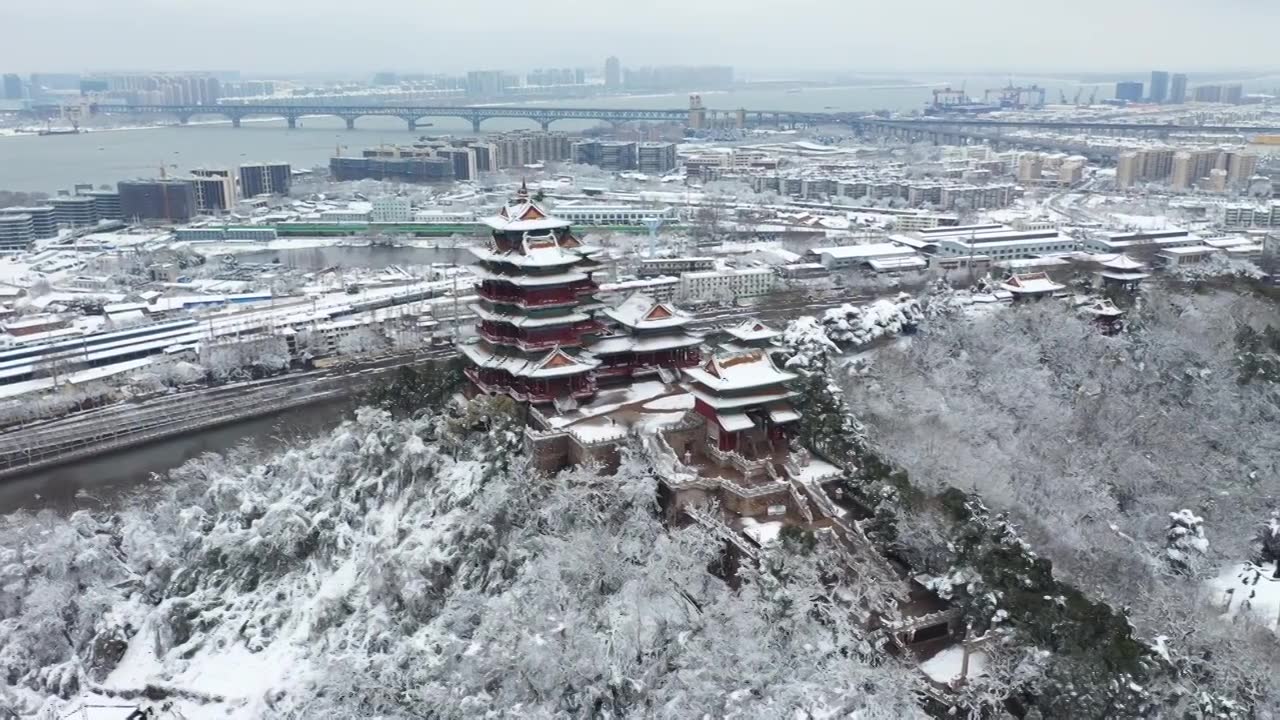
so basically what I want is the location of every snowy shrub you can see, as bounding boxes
[779,316,837,371]
[819,293,922,349]
[335,327,387,357]
[1164,509,1209,575]
[199,336,290,381]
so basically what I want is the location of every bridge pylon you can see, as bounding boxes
[343,116,356,130]
[471,117,483,134]
[286,116,298,130]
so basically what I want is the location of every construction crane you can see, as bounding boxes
[1073,89,1083,105]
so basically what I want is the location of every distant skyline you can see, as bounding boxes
[1,0,1276,75]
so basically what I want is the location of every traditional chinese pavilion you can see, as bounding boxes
[1000,272,1064,302]
[592,293,703,384]
[460,184,604,407]
[683,350,800,456]
[1094,253,1150,293]
[719,319,781,353]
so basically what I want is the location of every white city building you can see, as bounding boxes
[679,268,775,304]
[371,196,413,223]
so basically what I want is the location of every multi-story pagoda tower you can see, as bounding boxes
[460,183,604,408]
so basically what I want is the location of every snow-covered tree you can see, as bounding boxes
[335,326,387,357]
[779,315,837,371]
[1164,509,1209,575]
[819,293,922,348]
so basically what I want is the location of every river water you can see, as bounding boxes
[8,73,1280,193]
[0,75,1108,193]
[0,396,359,515]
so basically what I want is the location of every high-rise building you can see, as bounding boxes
[467,142,497,173]
[189,175,236,213]
[239,163,291,197]
[466,70,512,97]
[1017,153,1044,182]
[329,156,454,183]
[436,147,478,181]
[1207,168,1229,193]
[1227,152,1259,185]
[2,74,22,100]
[1116,151,1141,189]
[1224,84,1244,104]
[1171,149,1224,190]
[572,141,638,171]
[637,142,678,175]
[1169,73,1188,104]
[118,180,198,222]
[605,57,621,90]
[1150,71,1170,103]
[1115,81,1144,102]
[50,196,98,228]
[1193,85,1223,103]
[0,206,56,238]
[492,132,573,168]
[83,190,122,221]
[0,215,34,253]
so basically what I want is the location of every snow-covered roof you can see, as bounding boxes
[471,266,588,287]
[717,412,756,432]
[590,332,703,355]
[1158,245,1217,256]
[471,304,591,328]
[460,341,599,378]
[768,404,801,424]
[601,293,691,330]
[868,256,929,272]
[687,386,795,411]
[469,242,582,269]
[811,243,915,260]
[683,350,797,392]
[999,272,1064,294]
[724,320,780,342]
[1081,299,1124,318]
[482,188,571,232]
[1093,253,1147,271]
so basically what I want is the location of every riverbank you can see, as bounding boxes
[0,350,448,512]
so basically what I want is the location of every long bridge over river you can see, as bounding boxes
[29,101,1280,138]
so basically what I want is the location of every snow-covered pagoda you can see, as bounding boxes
[683,350,800,457]
[1093,253,1150,293]
[592,293,703,384]
[461,184,604,406]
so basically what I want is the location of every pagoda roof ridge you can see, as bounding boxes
[602,292,692,329]
[724,318,780,341]
[682,348,798,392]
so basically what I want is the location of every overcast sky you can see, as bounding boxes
[1,0,1275,76]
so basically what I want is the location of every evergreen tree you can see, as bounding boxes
[1163,508,1209,575]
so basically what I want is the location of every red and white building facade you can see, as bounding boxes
[592,294,703,384]
[683,350,800,456]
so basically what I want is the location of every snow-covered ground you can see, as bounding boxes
[1209,562,1280,634]
[919,645,989,685]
